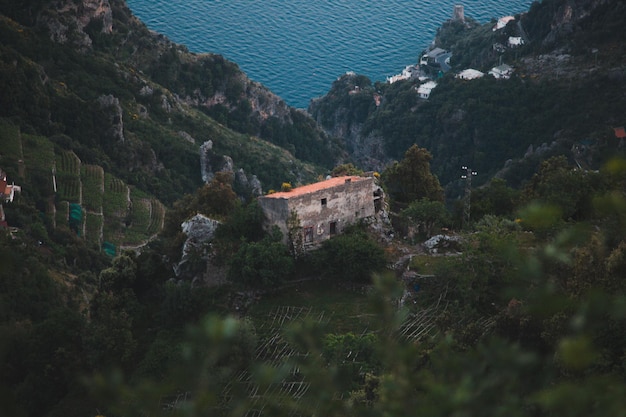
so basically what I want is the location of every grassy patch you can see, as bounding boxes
[0,119,23,176]
[20,133,55,197]
[120,189,152,245]
[56,174,81,203]
[85,212,103,245]
[57,150,81,175]
[22,134,54,170]
[248,279,374,335]
[102,174,129,245]
[408,254,450,275]
[147,199,165,235]
[55,200,69,228]
[55,150,82,203]
[81,164,104,212]
[102,173,128,217]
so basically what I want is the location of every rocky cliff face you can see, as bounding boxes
[308,73,389,171]
[539,0,609,45]
[37,0,113,51]
[518,0,625,80]
[175,214,221,281]
[176,69,293,130]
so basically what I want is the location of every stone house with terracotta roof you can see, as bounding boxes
[258,175,381,248]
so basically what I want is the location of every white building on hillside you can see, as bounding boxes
[387,65,418,84]
[489,64,513,79]
[416,81,438,99]
[508,36,524,47]
[456,69,484,80]
[493,16,515,31]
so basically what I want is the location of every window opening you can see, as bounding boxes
[304,226,314,243]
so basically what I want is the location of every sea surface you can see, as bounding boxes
[126,0,533,108]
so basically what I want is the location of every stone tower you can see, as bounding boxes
[453,5,465,22]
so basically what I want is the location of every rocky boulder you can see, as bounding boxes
[38,0,113,51]
[174,214,220,280]
[97,94,125,142]
[423,234,462,255]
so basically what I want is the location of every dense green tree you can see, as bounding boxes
[313,227,387,282]
[159,281,225,326]
[214,200,265,244]
[383,145,444,208]
[400,198,451,239]
[195,172,239,219]
[85,253,141,371]
[470,178,519,220]
[520,156,605,221]
[99,253,137,292]
[12,308,86,417]
[228,228,294,287]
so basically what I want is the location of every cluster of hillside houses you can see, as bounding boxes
[386,5,524,100]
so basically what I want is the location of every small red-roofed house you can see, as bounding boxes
[0,169,21,229]
[258,175,380,248]
[0,170,21,203]
[614,127,626,139]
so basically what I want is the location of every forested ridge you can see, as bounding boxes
[1,0,626,416]
[310,0,626,195]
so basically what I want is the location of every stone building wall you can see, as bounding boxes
[258,176,376,247]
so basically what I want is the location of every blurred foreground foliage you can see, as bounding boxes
[3,158,626,417]
[85,160,626,417]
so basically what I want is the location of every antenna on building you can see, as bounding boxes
[461,166,477,229]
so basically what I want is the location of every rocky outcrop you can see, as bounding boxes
[37,0,113,51]
[309,73,389,171]
[423,234,462,255]
[245,79,291,123]
[541,0,608,46]
[200,140,233,183]
[200,140,263,198]
[235,169,263,198]
[97,94,125,142]
[175,214,220,280]
[199,141,214,183]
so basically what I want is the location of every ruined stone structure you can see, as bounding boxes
[258,176,379,248]
[453,5,465,22]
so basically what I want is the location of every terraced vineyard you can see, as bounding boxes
[118,189,167,248]
[0,120,167,255]
[56,151,81,203]
[81,165,104,212]
[85,212,103,245]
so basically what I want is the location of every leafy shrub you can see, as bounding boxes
[227,229,294,288]
[313,227,387,282]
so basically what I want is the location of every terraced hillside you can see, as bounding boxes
[0,119,165,255]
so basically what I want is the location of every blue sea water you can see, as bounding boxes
[126,0,532,108]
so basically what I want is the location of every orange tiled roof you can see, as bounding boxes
[262,176,368,199]
[0,178,7,197]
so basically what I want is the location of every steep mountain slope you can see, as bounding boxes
[0,0,337,207]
